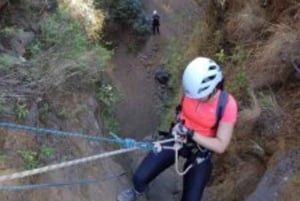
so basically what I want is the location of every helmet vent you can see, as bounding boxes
[198,86,209,93]
[202,75,216,83]
[209,65,217,70]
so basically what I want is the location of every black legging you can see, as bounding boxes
[132,139,212,201]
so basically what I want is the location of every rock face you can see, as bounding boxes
[0,0,7,9]
[245,149,300,201]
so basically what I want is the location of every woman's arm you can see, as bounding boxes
[191,122,235,154]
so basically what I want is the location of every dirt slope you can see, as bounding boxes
[111,0,201,139]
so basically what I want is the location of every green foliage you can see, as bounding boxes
[38,11,88,58]
[15,103,28,119]
[0,54,19,69]
[38,102,49,123]
[25,10,112,93]
[1,27,16,36]
[28,41,41,57]
[41,146,54,157]
[96,45,113,66]
[100,108,120,133]
[96,80,121,132]
[96,0,151,47]
[215,49,226,64]
[0,95,7,114]
[226,46,251,97]
[57,107,67,119]
[96,81,121,107]
[164,38,186,90]
[18,150,39,170]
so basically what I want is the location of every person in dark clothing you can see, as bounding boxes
[152,10,160,35]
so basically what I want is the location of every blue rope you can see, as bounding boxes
[0,122,153,151]
[0,122,116,143]
[0,172,128,191]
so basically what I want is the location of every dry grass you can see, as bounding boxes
[225,1,266,44]
[225,0,246,13]
[234,89,261,139]
[191,1,223,57]
[265,0,299,21]
[34,49,109,92]
[249,23,300,88]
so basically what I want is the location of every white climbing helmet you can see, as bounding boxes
[153,10,157,15]
[182,57,223,99]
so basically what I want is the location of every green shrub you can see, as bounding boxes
[215,49,227,64]
[15,103,28,119]
[0,95,7,114]
[41,146,54,158]
[226,46,251,98]
[96,79,122,132]
[96,0,151,47]
[38,11,88,57]
[0,54,19,69]
[100,108,120,133]
[96,80,121,107]
[18,150,39,170]
[27,10,112,93]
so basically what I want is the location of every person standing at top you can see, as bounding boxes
[117,57,238,201]
[152,10,160,35]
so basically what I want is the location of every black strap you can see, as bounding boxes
[211,90,229,130]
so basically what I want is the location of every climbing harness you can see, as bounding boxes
[152,90,228,176]
[153,129,211,176]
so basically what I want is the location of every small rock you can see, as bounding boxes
[154,65,171,85]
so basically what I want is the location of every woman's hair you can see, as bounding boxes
[216,78,225,90]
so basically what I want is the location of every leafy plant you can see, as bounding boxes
[57,107,67,119]
[100,108,120,133]
[39,102,49,123]
[0,54,19,69]
[17,9,113,96]
[39,11,88,57]
[41,146,54,157]
[28,41,42,57]
[226,46,251,97]
[96,80,121,132]
[18,150,39,170]
[215,49,226,64]
[97,81,121,107]
[97,0,151,48]
[1,27,16,36]
[15,103,28,119]
[0,95,7,114]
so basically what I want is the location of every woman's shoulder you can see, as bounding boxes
[227,92,238,111]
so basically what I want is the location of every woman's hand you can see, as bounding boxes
[172,122,194,140]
